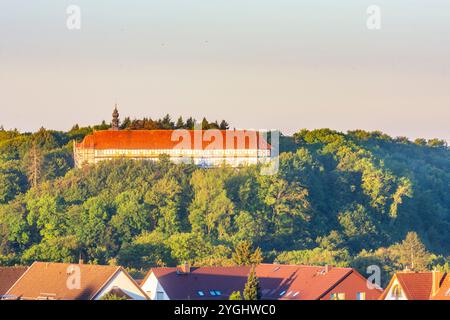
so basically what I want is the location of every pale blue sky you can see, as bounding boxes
[0,0,449,140]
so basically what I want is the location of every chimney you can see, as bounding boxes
[180,262,191,274]
[324,265,332,273]
[431,270,443,297]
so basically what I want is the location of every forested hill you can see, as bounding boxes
[0,121,449,282]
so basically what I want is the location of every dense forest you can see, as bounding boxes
[0,115,449,284]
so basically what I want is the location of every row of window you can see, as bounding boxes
[330,292,366,300]
[197,290,222,297]
[95,149,264,156]
[279,290,300,298]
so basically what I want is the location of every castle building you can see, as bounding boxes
[73,108,271,168]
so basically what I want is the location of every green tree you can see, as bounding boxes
[232,241,263,266]
[243,267,261,300]
[391,232,431,271]
[144,176,184,235]
[167,232,211,264]
[25,193,68,241]
[100,293,128,300]
[175,117,185,129]
[111,191,151,243]
[21,236,79,264]
[219,120,229,130]
[117,231,175,269]
[229,291,242,300]
[338,204,378,251]
[189,170,234,240]
[0,165,27,204]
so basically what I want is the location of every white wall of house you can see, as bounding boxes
[141,272,170,300]
[383,278,408,300]
[94,270,148,300]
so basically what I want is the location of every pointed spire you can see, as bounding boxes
[111,104,120,130]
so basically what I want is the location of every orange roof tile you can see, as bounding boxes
[0,266,28,296]
[6,262,124,300]
[382,272,434,300]
[396,272,434,300]
[76,130,271,150]
[144,264,382,300]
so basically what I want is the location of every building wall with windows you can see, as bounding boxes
[320,271,382,300]
[74,130,271,169]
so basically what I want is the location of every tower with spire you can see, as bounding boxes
[111,104,120,130]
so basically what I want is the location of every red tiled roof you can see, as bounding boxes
[6,262,122,300]
[76,130,271,150]
[0,266,28,296]
[149,266,250,300]
[432,273,450,300]
[256,264,354,300]
[394,272,433,300]
[144,264,380,300]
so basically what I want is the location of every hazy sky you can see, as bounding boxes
[1,0,449,140]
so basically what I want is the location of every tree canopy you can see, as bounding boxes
[0,125,449,284]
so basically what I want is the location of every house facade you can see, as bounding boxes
[141,264,382,300]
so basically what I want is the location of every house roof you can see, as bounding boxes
[256,264,355,300]
[76,130,271,151]
[395,272,434,300]
[6,262,125,300]
[431,273,450,300]
[143,264,376,300]
[0,266,28,296]
[380,271,436,300]
[147,266,251,300]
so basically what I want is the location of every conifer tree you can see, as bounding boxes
[232,241,263,266]
[243,267,261,300]
[396,232,430,271]
[219,120,229,130]
[175,116,185,129]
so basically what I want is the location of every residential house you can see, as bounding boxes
[6,261,148,300]
[380,270,448,300]
[141,263,382,300]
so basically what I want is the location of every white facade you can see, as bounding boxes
[140,272,170,300]
[75,147,271,169]
[94,270,148,300]
[382,278,407,300]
